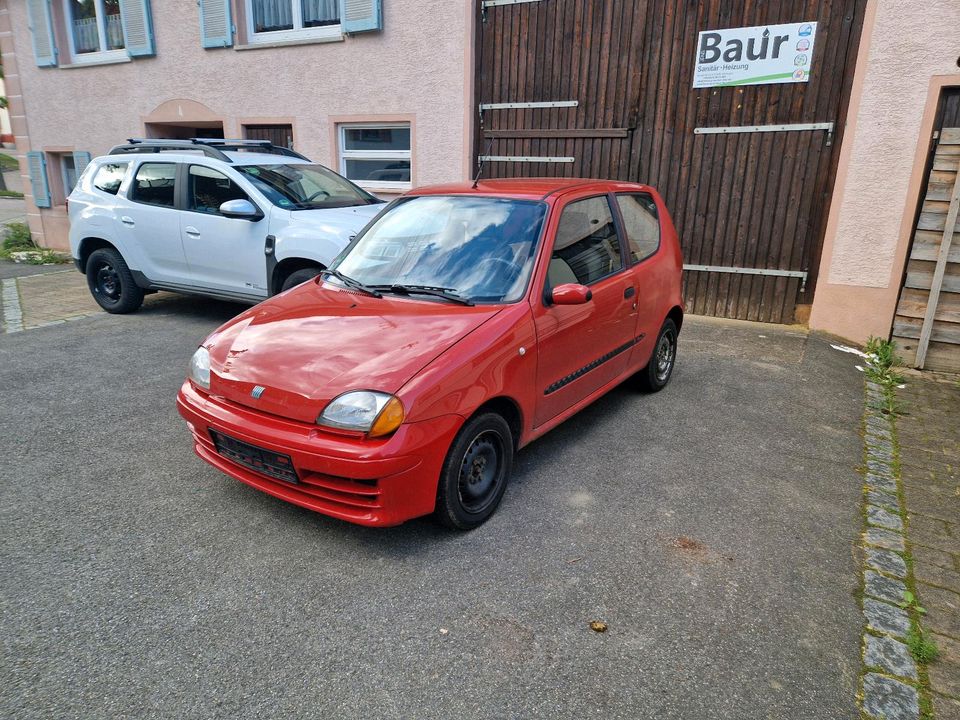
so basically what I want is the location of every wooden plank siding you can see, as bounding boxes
[474,0,868,323]
[893,121,960,372]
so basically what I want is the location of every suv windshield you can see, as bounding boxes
[332,196,548,304]
[236,163,381,210]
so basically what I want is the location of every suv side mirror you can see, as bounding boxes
[219,199,263,221]
[551,283,593,305]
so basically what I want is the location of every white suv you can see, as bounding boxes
[68,139,386,313]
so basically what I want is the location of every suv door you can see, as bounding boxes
[532,194,639,428]
[116,161,189,284]
[179,164,269,298]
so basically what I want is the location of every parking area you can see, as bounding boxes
[0,280,866,719]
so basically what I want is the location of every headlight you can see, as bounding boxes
[318,391,405,437]
[189,346,211,390]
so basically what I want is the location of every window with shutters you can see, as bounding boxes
[246,0,340,43]
[47,152,81,206]
[56,0,155,64]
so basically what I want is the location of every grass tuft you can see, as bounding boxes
[907,629,940,664]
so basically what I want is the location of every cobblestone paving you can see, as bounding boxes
[896,374,960,719]
[858,380,921,720]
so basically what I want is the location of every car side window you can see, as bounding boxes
[187,165,251,215]
[548,196,624,287]
[130,163,176,208]
[616,193,660,263]
[92,163,128,195]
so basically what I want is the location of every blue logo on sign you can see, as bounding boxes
[798,24,812,37]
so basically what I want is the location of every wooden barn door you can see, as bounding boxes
[893,90,960,372]
[474,0,867,323]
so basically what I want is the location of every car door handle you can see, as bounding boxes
[184,226,200,237]
[120,216,135,227]
[624,286,636,299]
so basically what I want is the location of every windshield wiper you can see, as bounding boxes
[371,284,474,306]
[322,269,382,298]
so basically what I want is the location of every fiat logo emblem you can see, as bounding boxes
[251,385,266,399]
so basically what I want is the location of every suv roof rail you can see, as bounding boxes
[107,138,309,162]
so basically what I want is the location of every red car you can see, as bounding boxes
[177,179,684,529]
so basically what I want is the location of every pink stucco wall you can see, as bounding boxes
[810,0,960,343]
[8,0,473,249]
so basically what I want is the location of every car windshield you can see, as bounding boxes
[235,163,381,210]
[332,195,548,304]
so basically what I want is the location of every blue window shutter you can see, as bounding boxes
[25,0,58,67]
[27,152,51,208]
[73,151,93,178]
[340,0,382,33]
[119,0,156,57]
[198,0,234,48]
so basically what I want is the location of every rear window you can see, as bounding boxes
[92,163,128,196]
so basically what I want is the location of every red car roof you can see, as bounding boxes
[408,178,654,201]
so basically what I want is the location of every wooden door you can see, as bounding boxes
[892,91,960,372]
[244,124,295,150]
[474,0,867,323]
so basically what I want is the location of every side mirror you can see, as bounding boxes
[219,199,263,221]
[551,283,593,305]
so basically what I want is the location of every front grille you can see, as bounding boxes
[210,431,298,484]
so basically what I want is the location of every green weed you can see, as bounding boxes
[907,629,940,664]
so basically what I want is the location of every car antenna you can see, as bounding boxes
[472,138,493,189]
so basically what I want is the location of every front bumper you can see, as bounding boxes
[176,380,463,527]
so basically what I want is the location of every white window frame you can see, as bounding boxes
[62,0,127,64]
[246,0,341,44]
[338,123,412,193]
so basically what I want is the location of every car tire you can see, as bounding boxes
[281,267,322,292]
[86,248,144,314]
[435,412,514,530]
[637,318,678,392]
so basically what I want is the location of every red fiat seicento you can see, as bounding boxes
[177,179,684,529]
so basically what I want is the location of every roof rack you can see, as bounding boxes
[107,138,309,162]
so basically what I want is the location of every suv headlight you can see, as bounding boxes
[189,346,211,390]
[318,391,404,437]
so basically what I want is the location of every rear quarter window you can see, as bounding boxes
[92,163,128,196]
[616,193,660,263]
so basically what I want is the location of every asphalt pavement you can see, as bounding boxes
[0,299,865,719]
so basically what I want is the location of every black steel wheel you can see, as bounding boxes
[85,248,144,314]
[637,318,678,392]
[435,413,514,530]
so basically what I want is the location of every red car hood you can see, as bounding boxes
[205,280,502,424]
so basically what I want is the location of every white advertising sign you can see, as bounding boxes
[693,21,818,89]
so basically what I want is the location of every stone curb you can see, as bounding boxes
[1,277,23,333]
[858,380,925,720]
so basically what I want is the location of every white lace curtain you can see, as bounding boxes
[252,0,339,31]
